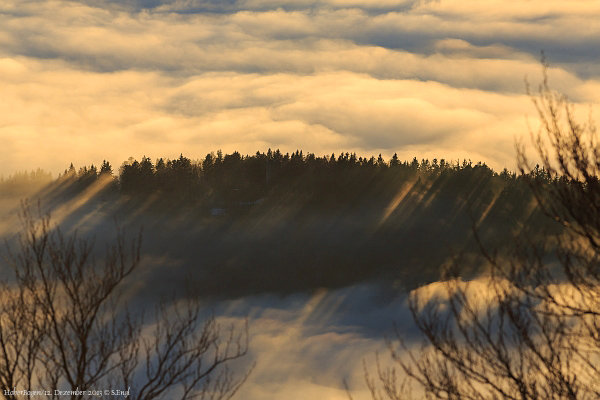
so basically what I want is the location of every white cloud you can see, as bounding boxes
[0,0,599,176]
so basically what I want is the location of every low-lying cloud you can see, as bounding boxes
[0,0,599,176]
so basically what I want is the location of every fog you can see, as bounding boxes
[0,178,476,399]
[0,154,574,399]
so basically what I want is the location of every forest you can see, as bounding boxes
[0,150,559,297]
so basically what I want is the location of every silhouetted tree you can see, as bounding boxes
[76,165,98,187]
[0,203,251,400]
[119,157,141,193]
[355,64,600,400]
[100,160,113,175]
[138,155,155,192]
[410,157,419,170]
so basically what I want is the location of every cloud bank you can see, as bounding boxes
[1,0,599,175]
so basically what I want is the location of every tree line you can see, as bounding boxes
[44,149,557,212]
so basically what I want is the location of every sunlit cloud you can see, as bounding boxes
[0,0,599,176]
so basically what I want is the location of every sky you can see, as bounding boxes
[1,0,600,176]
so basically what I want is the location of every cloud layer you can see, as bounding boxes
[1,0,599,175]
